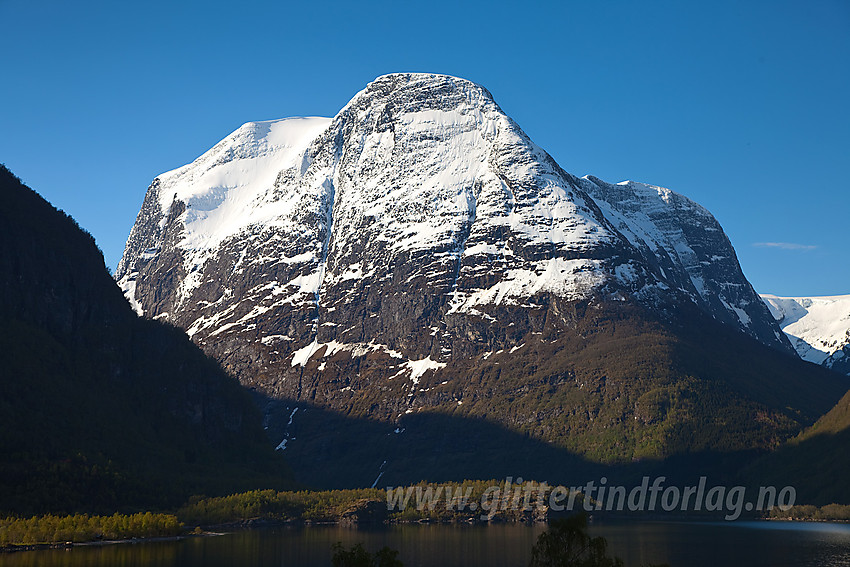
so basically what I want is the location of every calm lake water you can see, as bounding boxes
[2,521,850,567]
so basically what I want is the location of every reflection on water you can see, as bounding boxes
[601,521,850,567]
[1,521,849,567]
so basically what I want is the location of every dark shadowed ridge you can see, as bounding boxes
[0,164,291,516]
[745,387,850,504]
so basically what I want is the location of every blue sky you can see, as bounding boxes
[1,0,847,296]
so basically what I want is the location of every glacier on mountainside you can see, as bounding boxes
[762,294,850,374]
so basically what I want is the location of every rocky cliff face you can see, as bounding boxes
[578,176,788,349]
[116,73,841,486]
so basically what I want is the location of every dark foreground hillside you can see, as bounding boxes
[747,387,850,505]
[0,165,290,516]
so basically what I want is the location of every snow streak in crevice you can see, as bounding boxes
[310,136,344,339]
[440,180,479,360]
[448,181,480,295]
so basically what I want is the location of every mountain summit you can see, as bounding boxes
[117,74,843,486]
[118,73,788,355]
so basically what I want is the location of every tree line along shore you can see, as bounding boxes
[3,483,849,550]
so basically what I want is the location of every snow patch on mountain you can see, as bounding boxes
[290,339,406,368]
[119,274,144,316]
[404,357,447,385]
[448,258,607,313]
[151,117,331,302]
[157,117,332,217]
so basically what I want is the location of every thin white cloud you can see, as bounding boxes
[753,242,817,251]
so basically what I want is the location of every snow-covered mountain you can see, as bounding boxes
[762,294,850,375]
[117,73,788,359]
[115,73,844,486]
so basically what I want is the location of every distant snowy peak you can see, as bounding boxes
[761,294,850,374]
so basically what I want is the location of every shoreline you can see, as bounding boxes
[0,533,222,554]
[3,514,848,553]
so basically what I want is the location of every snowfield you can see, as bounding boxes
[761,294,850,368]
